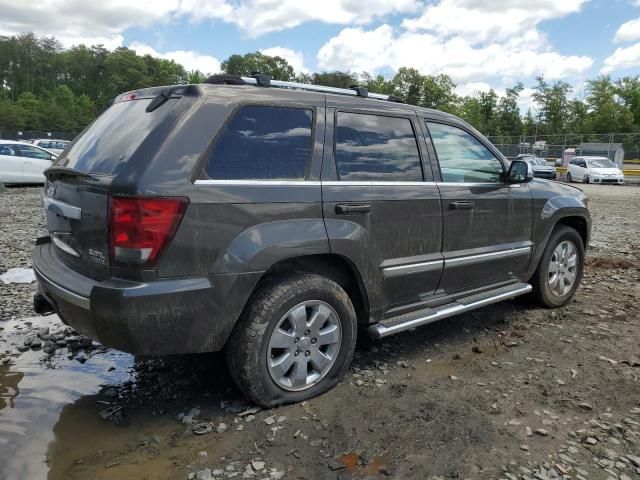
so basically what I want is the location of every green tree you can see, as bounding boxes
[585,75,634,133]
[531,76,572,134]
[221,52,295,80]
[311,71,358,88]
[495,83,523,136]
[616,76,640,127]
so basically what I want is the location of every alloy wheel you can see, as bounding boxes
[266,300,342,391]
[548,240,578,297]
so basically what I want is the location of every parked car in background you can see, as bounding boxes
[516,154,557,180]
[566,156,624,184]
[0,140,57,184]
[32,76,591,406]
[32,139,70,155]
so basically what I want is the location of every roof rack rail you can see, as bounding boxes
[235,75,402,103]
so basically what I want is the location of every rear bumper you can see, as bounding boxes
[32,240,262,355]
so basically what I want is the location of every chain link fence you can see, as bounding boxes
[486,133,640,168]
[0,130,76,142]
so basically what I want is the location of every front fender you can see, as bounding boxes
[527,187,591,275]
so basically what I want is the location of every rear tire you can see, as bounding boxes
[566,172,572,183]
[226,273,357,407]
[531,226,584,308]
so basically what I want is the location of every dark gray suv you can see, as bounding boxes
[32,75,591,406]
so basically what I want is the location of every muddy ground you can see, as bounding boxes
[1,184,639,480]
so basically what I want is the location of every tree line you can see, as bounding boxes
[1,32,639,142]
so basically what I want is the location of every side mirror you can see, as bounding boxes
[508,160,533,184]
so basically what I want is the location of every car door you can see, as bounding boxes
[423,120,533,295]
[579,159,590,180]
[570,157,584,181]
[15,144,54,182]
[322,103,443,319]
[0,144,23,183]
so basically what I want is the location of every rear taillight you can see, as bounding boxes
[108,196,188,267]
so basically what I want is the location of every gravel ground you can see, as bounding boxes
[0,186,44,320]
[0,183,639,480]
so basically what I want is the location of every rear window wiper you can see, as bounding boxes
[45,166,98,181]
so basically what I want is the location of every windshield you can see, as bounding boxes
[588,158,615,168]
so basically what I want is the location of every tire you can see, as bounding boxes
[583,174,589,184]
[566,172,572,183]
[531,226,585,308]
[226,273,357,407]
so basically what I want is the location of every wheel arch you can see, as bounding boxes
[255,254,370,324]
[556,215,589,247]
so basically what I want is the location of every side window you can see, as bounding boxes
[17,145,52,160]
[427,122,504,183]
[202,106,313,180]
[0,145,16,156]
[335,112,422,182]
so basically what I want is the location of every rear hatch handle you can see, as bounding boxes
[43,197,81,220]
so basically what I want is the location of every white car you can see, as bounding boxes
[0,140,57,184]
[31,139,70,155]
[566,156,624,185]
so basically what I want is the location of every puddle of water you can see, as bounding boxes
[0,315,133,479]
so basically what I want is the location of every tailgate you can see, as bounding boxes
[44,178,110,280]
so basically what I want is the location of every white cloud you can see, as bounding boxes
[0,0,178,48]
[402,0,588,43]
[455,82,493,97]
[614,17,640,43]
[318,26,593,83]
[129,42,221,74]
[601,42,640,73]
[0,0,421,45]
[318,0,593,89]
[217,0,419,37]
[260,47,308,73]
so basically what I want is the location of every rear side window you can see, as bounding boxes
[335,112,422,181]
[56,98,174,175]
[202,106,313,180]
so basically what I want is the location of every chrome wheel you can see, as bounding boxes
[267,300,342,391]
[548,240,578,297]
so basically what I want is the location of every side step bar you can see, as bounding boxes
[368,283,532,339]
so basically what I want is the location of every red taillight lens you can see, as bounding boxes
[108,196,188,267]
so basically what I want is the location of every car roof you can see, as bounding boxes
[574,156,610,161]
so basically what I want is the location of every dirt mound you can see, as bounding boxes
[586,255,639,269]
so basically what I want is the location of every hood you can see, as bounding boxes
[590,167,621,175]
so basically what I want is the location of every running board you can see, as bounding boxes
[368,283,532,339]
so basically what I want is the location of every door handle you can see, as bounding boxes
[335,203,371,215]
[449,201,474,210]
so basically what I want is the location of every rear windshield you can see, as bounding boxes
[55,99,172,175]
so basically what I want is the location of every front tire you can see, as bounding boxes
[566,172,572,183]
[531,226,584,308]
[583,174,589,184]
[226,273,357,407]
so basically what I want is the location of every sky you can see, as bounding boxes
[2,0,640,109]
